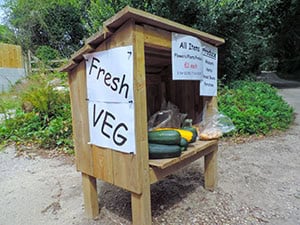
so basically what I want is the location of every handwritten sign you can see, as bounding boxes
[200,42,218,96]
[172,33,203,80]
[84,46,136,154]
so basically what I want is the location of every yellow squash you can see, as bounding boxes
[154,128,194,142]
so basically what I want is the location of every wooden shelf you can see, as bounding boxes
[149,140,218,169]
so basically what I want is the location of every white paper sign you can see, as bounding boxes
[88,101,135,153]
[172,33,203,80]
[85,46,134,103]
[200,42,218,96]
[84,46,136,154]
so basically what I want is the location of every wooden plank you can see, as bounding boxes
[112,151,141,193]
[85,26,112,48]
[15,45,23,68]
[104,6,225,46]
[0,43,23,68]
[68,61,93,175]
[145,46,171,69]
[93,20,140,194]
[203,96,218,118]
[149,144,217,184]
[131,185,151,225]
[2,44,9,68]
[109,20,140,193]
[204,144,218,191]
[131,24,152,225]
[146,74,162,117]
[8,45,16,68]
[145,46,170,56]
[82,173,99,218]
[71,44,95,63]
[149,140,217,169]
[0,43,6,67]
[144,25,171,49]
[0,45,2,67]
[60,60,77,72]
[92,145,113,184]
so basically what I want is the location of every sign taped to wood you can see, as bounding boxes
[172,33,203,80]
[84,46,136,154]
[172,32,218,96]
[200,42,218,96]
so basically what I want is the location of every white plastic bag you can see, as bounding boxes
[198,104,235,140]
[148,101,187,131]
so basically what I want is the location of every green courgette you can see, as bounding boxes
[148,130,181,145]
[179,137,188,151]
[181,126,198,143]
[149,143,182,159]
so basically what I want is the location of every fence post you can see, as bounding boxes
[27,50,32,75]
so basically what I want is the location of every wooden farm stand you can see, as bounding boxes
[61,6,224,225]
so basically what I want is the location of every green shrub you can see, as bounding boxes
[35,46,60,62]
[34,46,64,70]
[0,72,73,152]
[219,80,294,135]
[36,104,73,153]
[21,85,69,120]
[0,110,42,143]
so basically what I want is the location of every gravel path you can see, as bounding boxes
[0,87,299,225]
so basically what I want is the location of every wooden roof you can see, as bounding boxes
[61,6,225,72]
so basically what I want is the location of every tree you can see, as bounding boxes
[85,0,131,35]
[276,0,300,75]
[0,24,16,43]
[3,0,88,57]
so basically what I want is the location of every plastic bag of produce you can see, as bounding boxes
[198,104,235,140]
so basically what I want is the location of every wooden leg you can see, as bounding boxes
[82,173,99,219]
[131,184,152,225]
[204,144,218,191]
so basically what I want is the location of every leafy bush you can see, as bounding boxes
[35,46,60,62]
[0,72,73,153]
[218,80,294,135]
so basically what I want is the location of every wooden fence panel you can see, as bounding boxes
[0,43,23,68]
[0,43,25,92]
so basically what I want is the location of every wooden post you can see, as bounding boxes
[203,96,218,191]
[203,96,218,119]
[204,144,218,191]
[27,50,32,75]
[131,185,152,225]
[82,173,99,218]
[130,24,152,225]
[68,61,97,217]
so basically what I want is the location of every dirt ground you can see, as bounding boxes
[0,87,300,225]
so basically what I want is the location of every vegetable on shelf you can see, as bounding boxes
[147,127,195,159]
[154,128,194,143]
[148,143,182,159]
[179,137,188,151]
[148,130,181,145]
[181,126,198,142]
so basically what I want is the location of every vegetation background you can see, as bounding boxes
[0,0,298,151]
[1,0,299,79]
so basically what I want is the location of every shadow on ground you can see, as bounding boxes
[97,164,204,221]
